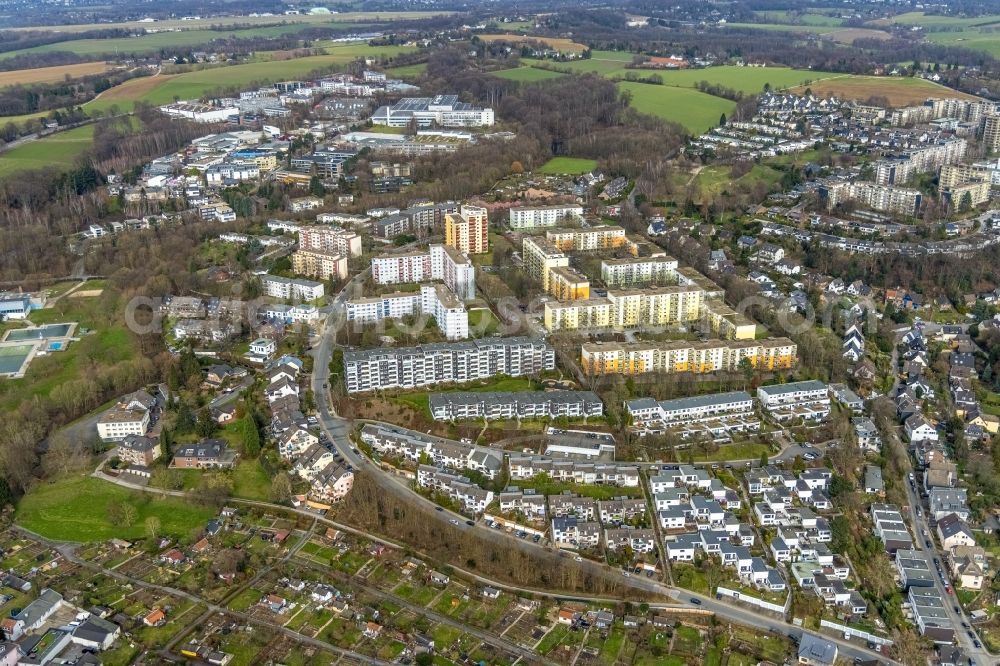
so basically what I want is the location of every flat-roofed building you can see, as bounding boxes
[757,380,830,421]
[291,249,348,281]
[581,338,798,376]
[601,256,678,287]
[522,236,569,291]
[343,337,554,393]
[546,225,626,252]
[509,205,584,230]
[444,205,488,254]
[548,266,590,300]
[429,390,603,421]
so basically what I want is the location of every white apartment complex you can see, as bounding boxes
[601,256,679,287]
[508,205,584,230]
[757,380,830,422]
[297,226,362,257]
[371,244,476,300]
[261,274,326,301]
[343,336,554,393]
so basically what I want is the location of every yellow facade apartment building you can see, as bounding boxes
[580,338,798,375]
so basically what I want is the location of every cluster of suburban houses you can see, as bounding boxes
[269,360,354,507]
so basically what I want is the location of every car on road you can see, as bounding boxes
[449,518,460,525]
[773,459,784,465]
[689,598,701,605]
[574,556,583,562]
[946,585,953,594]
[803,452,818,461]
[968,630,976,639]
[955,605,961,613]
[623,571,630,577]
[974,640,982,648]
[466,520,474,526]
[435,506,443,512]
[926,539,932,548]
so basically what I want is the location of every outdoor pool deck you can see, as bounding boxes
[0,322,78,378]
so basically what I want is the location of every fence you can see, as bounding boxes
[716,586,787,614]
[819,619,894,646]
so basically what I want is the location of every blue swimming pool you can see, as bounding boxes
[48,341,63,350]
[6,323,72,341]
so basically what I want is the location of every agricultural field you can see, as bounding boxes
[15,474,215,542]
[384,62,427,79]
[0,124,94,177]
[477,34,587,53]
[9,11,453,33]
[754,10,847,27]
[0,61,113,87]
[519,59,839,95]
[538,156,598,174]
[491,66,565,82]
[618,82,735,134]
[790,74,979,105]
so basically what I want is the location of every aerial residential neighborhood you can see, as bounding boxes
[8,1,1000,665]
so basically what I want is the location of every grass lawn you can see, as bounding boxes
[536,624,570,654]
[671,562,711,594]
[539,157,598,175]
[617,82,735,135]
[468,308,501,337]
[689,440,773,462]
[389,376,538,414]
[0,124,94,177]
[492,66,566,82]
[231,459,271,501]
[15,474,214,542]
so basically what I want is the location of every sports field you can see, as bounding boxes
[618,82,735,134]
[539,157,598,174]
[492,66,565,82]
[790,75,979,105]
[0,61,112,87]
[0,124,95,177]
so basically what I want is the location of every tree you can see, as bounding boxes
[271,472,292,502]
[309,175,325,197]
[510,160,524,175]
[196,409,217,438]
[145,516,161,538]
[959,190,973,213]
[241,415,261,458]
[719,113,727,126]
[415,654,433,666]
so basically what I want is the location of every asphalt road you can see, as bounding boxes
[904,470,988,661]
[307,273,897,665]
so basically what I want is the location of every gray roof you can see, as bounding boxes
[630,390,752,414]
[758,380,827,396]
[14,588,62,628]
[345,336,548,364]
[798,633,838,665]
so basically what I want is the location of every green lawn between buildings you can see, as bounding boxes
[539,156,598,175]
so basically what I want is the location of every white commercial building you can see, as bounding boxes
[370,95,495,127]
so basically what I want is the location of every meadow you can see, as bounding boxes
[0,124,95,177]
[538,157,598,174]
[790,74,979,105]
[0,61,113,87]
[15,474,215,542]
[871,11,1000,57]
[617,82,735,134]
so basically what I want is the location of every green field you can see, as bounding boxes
[0,124,94,177]
[755,10,846,27]
[874,12,1000,57]
[538,156,597,174]
[491,66,565,82]
[85,43,417,114]
[16,475,215,542]
[384,62,427,79]
[618,82,735,134]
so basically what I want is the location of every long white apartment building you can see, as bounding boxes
[343,336,554,393]
[757,380,830,422]
[874,138,967,186]
[601,256,679,287]
[261,274,325,301]
[371,244,475,300]
[822,180,922,216]
[626,391,758,438]
[345,283,469,340]
[543,285,704,332]
[508,204,584,230]
[359,423,503,479]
